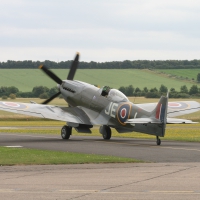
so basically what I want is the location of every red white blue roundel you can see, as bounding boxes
[117,103,131,125]
[0,102,27,109]
[168,102,189,109]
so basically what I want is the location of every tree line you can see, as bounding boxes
[0,86,59,99]
[1,84,200,100]
[1,59,200,69]
[119,84,200,98]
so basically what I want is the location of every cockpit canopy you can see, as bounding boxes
[101,86,128,102]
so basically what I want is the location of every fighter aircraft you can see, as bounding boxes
[0,53,199,145]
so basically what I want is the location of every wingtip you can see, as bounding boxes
[38,65,44,69]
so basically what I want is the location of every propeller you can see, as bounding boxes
[39,53,79,104]
[41,91,61,104]
[67,53,79,80]
[39,65,62,85]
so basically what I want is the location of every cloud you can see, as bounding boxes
[0,0,200,61]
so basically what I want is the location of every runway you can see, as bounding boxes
[1,163,200,200]
[1,132,200,162]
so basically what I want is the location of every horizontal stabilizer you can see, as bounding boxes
[166,118,197,124]
[126,118,161,124]
[126,117,197,124]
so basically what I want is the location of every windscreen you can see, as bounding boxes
[107,89,129,102]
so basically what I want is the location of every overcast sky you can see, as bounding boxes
[0,0,200,62]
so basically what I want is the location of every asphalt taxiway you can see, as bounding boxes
[1,133,200,200]
[0,133,200,162]
[1,163,200,200]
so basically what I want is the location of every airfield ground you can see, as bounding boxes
[0,97,200,199]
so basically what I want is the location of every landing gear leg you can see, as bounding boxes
[99,125,112,140]
[61,125,72,140]
[156,136,161,145]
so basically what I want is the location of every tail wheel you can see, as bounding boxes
[156,136,161,145]
[102,126,111,140]
[61,125,72,140]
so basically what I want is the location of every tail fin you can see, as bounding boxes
[151,92,168,136]
[151,93,168,123]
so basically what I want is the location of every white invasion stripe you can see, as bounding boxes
[5,146,23,148]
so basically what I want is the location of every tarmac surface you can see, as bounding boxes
[0,133,200,162]
[1,133,200,199]
[1,163,200,200]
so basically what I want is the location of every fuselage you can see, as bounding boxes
[59,80,152,132]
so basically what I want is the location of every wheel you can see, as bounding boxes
[156,136,161,145]
[61,125,72,140]
[102,126,111,140]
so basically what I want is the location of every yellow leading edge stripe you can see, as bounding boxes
[38,65,44,69]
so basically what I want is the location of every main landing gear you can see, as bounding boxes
[99,125,112,140]
[61,125,72,140]
[156,136,161,145]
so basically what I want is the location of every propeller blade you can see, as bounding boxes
[41,91,61,104]
[39,65,62,85]
[67,53,79,80]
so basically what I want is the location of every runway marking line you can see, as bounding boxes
[59,190,98,193]
[150,191,194,193]
[4,146,23,148]
[0,189,200,194]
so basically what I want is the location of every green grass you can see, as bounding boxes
[1,123,200,142]
[0,69,198,92]
[156,69,200,81]
[0,147,141,166]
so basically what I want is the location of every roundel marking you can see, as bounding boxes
[168,102,189,110]
[0,102,27,109]
[120,108,127,119]
[117,103,132,125]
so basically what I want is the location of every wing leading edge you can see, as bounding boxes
[0,101,91,125]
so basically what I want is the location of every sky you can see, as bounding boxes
[0,0,200,62]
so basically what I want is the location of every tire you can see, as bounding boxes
[61,126,72,140]
[156,138,161,145]
[102,126,111,140]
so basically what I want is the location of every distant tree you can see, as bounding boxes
[9,93,16,99]
[118,86,126,94]
[32,86,49,97]
[143,87,148,93]
[180,85,188,93]
[159,84,168,93]
[48,87,58,97]
[135,87,141,93]
[197,73,200,82]
[149,87,157,93]
[170,88,176,93]
[7,86,19,94]
[39,93,49,99]
[126,85,134,96]
[189,85,198,95]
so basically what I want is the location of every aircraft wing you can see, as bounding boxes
[136,101,200,117]
[0,101,91,124]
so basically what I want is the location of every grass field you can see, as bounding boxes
[0,69,198,92]
[156,69,200,80]
[0,147,140,166]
